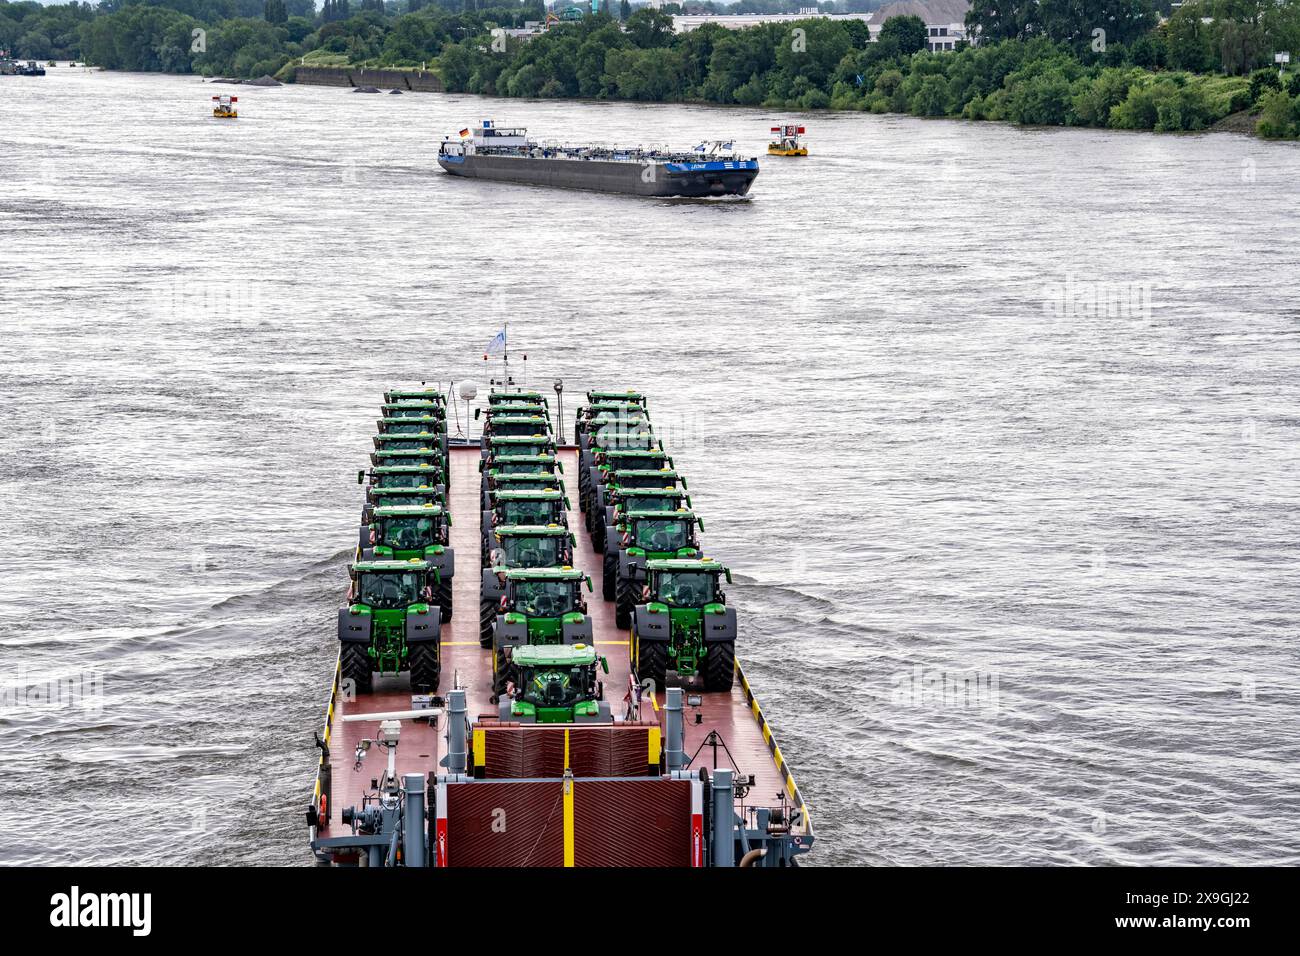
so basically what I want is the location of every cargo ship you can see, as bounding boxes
[437,121,760,198]
[306,379,812,867]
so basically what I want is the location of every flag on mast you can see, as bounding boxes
[484,328,506,360]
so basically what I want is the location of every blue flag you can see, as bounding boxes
[485,329,506,355]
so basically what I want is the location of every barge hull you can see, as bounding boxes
[438,154,758,197]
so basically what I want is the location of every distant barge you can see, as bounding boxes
[437,121,759,198]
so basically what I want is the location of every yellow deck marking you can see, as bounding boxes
[595,640,629,646]
[563,778,575,867]
[440,641,480,646]
[648,726,661,766]
[473,729,485,768]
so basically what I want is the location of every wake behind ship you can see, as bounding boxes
[438,121,759,198]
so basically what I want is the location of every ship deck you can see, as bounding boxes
[313,445,808,852]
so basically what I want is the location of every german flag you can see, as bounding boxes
[459,128,470,138]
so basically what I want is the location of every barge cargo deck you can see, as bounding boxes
[309,443,812,866]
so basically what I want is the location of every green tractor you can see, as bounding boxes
[361,483,446,526]
[381,400,446,421]
[480,453,562,500]
[480,524,578,645]
[595,486,692,554]
[370,448,448,476]
[488,390,548,409]
[361,462,446,491]
[481,433,557,464]
[582,447,674,531]
[373,432,445,455]
[360,503,454,622]
[608,509,704,628]
[632,558,736,692]
[489,567,593,695]
[338,558,441,694]
[497,644,612,724]
[481,489,571,561]
[481,472,566,510]
[479,409,552,437]
[385,388,446,403]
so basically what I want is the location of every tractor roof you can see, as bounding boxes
[488,454,559,467]
[612,468,682,480]
[505,567,585,581]
[493,488,565,500]
[614,488,686,498]
[602,448,668,459]
[375,432,442,442]
[493,473,564,485]
[373,450,444,460]
[488,412,550,423]
[352,558,431,573]
[625,508,698,522]
[382,399,443,408]
[513,643,597,667]
[645,558,728,573]
[371,463,443,474]
[372,487,444,498]
[489,433,553,442]
[379,415,445,426]
[385,389,445,403]
[583,401,644,414]
[587,390,644,402]
[492,524,571,537]
[489,390,547,403]
[372,503,446,518]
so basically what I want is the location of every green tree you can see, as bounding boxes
[878,14,927,55]
[264,0,287,24]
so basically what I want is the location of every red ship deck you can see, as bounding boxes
[313,445,809,854]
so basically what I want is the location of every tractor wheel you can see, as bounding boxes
[435,580,453,624]
[705,641,735,692]
[479,599,496,648]
[409,642,441,693]
[340,643,372,695]
[602,552,617,601]
[614,578,634,629]
[636,638,668,692]
[593,522,606,553]
[492,647,513,698]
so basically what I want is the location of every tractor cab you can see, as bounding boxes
[479,524,578,645]
[370,448,447,470]
[489,390,548,407]
[586,389,647,410]
[583,449,676,534]
[633,558,736,691]
[363,463,445,490]
[483,435,558,462]
[373,432,445,453]
[363,504,454,621]
[483,472,566,510]
[609,468,688,492]
[377,415,447,436]
[380,401,446,421]
[339,559,442,694]
[596,487,692,552]
[384,388,446,405]
[481,453,563,479]
[587,424,655,454]
[499,643,611,724]
[482,413,552,440]
[490,567,594,690]
[608,509,703,627]
[482,490,570,559]
[362,483,446,525]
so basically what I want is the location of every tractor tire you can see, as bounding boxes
[705,641,736,692]
[492,647,513,698]
[593,522,606,553]
[636,638,668,693]
[409,642,441,693]
[340,643,372,696]
[435,580,453,624]
[602,552,616,601]
[614,578,634,630]
[479,599,496,648]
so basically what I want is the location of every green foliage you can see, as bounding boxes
[878,14,926,57]
[1255,88,1300,137]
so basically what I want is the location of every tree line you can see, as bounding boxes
[2,0,1298,137]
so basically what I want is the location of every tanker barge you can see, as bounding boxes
[306,384,812,867]
[437,121,760,197]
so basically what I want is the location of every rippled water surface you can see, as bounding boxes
[2,69,1299,866]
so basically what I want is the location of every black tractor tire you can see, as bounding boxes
[593,522,606,553]
[492,647,513,698]
[409,642,441,693]
[340,643,372,696]
[435,580,453,623]
[705,641,736,692]
[636,638,668,693]
[602,552,617,601]
[479,599,496,648]
[615,578,634,629]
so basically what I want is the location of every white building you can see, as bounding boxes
[670,0,971,51]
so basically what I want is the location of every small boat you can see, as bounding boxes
[212,94,238,119]
[767,124,808,157]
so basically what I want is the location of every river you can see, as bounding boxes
[1,67,1298,865]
